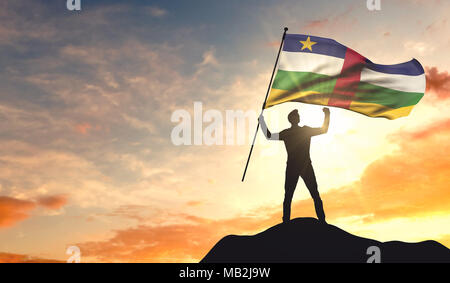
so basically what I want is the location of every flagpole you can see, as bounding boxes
[241,27,288,182]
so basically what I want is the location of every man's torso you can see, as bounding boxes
[279,126,317,164]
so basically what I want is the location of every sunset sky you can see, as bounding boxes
[0,0,449,262]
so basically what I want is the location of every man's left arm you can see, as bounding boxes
[311,107,330,136]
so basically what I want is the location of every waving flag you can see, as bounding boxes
[266,34,426,119]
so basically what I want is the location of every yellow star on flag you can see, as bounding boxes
[300,36,317,51]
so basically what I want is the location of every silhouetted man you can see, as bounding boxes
[259,107,330,224]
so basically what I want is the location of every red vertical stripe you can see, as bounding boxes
[328,48,366,109]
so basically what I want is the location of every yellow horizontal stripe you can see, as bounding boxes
[265,88,329,109]
[348,101,414,119]
[266,88,416,119]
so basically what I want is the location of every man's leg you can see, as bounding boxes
[300,162,326,223]
[283,163,300,223]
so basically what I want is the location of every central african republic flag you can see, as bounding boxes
[266,34,426,119]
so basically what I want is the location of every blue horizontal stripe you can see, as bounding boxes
[365,58,425,76]
[283,34,347,59]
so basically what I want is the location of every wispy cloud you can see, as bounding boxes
[146,6,168,18]
[197,47,219,67]
[37,195,68,210]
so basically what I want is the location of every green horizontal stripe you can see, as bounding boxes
[271,70,337,93]
[355,82,424,109]
[272,69,424,109]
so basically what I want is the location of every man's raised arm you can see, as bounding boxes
[259,114,280,140]
[321,107,330,134]
[310,107,331,136]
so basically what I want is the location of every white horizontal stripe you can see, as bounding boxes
[277,51,344,76]
[360,68,426,93]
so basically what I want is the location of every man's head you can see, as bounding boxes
[288,109,300,125]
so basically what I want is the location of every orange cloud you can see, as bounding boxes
[401,118,450,140]
[0,195,69,229]
[304,19,329,30]
[0,252,63,263]
[301,7,356,33]
[74,122,92,135]
[265,41,281,48]
[37,194,68,210]
[186,201,203,207]
[0,197,36,228]
[425,67,450,100]
[76,118,450,262]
